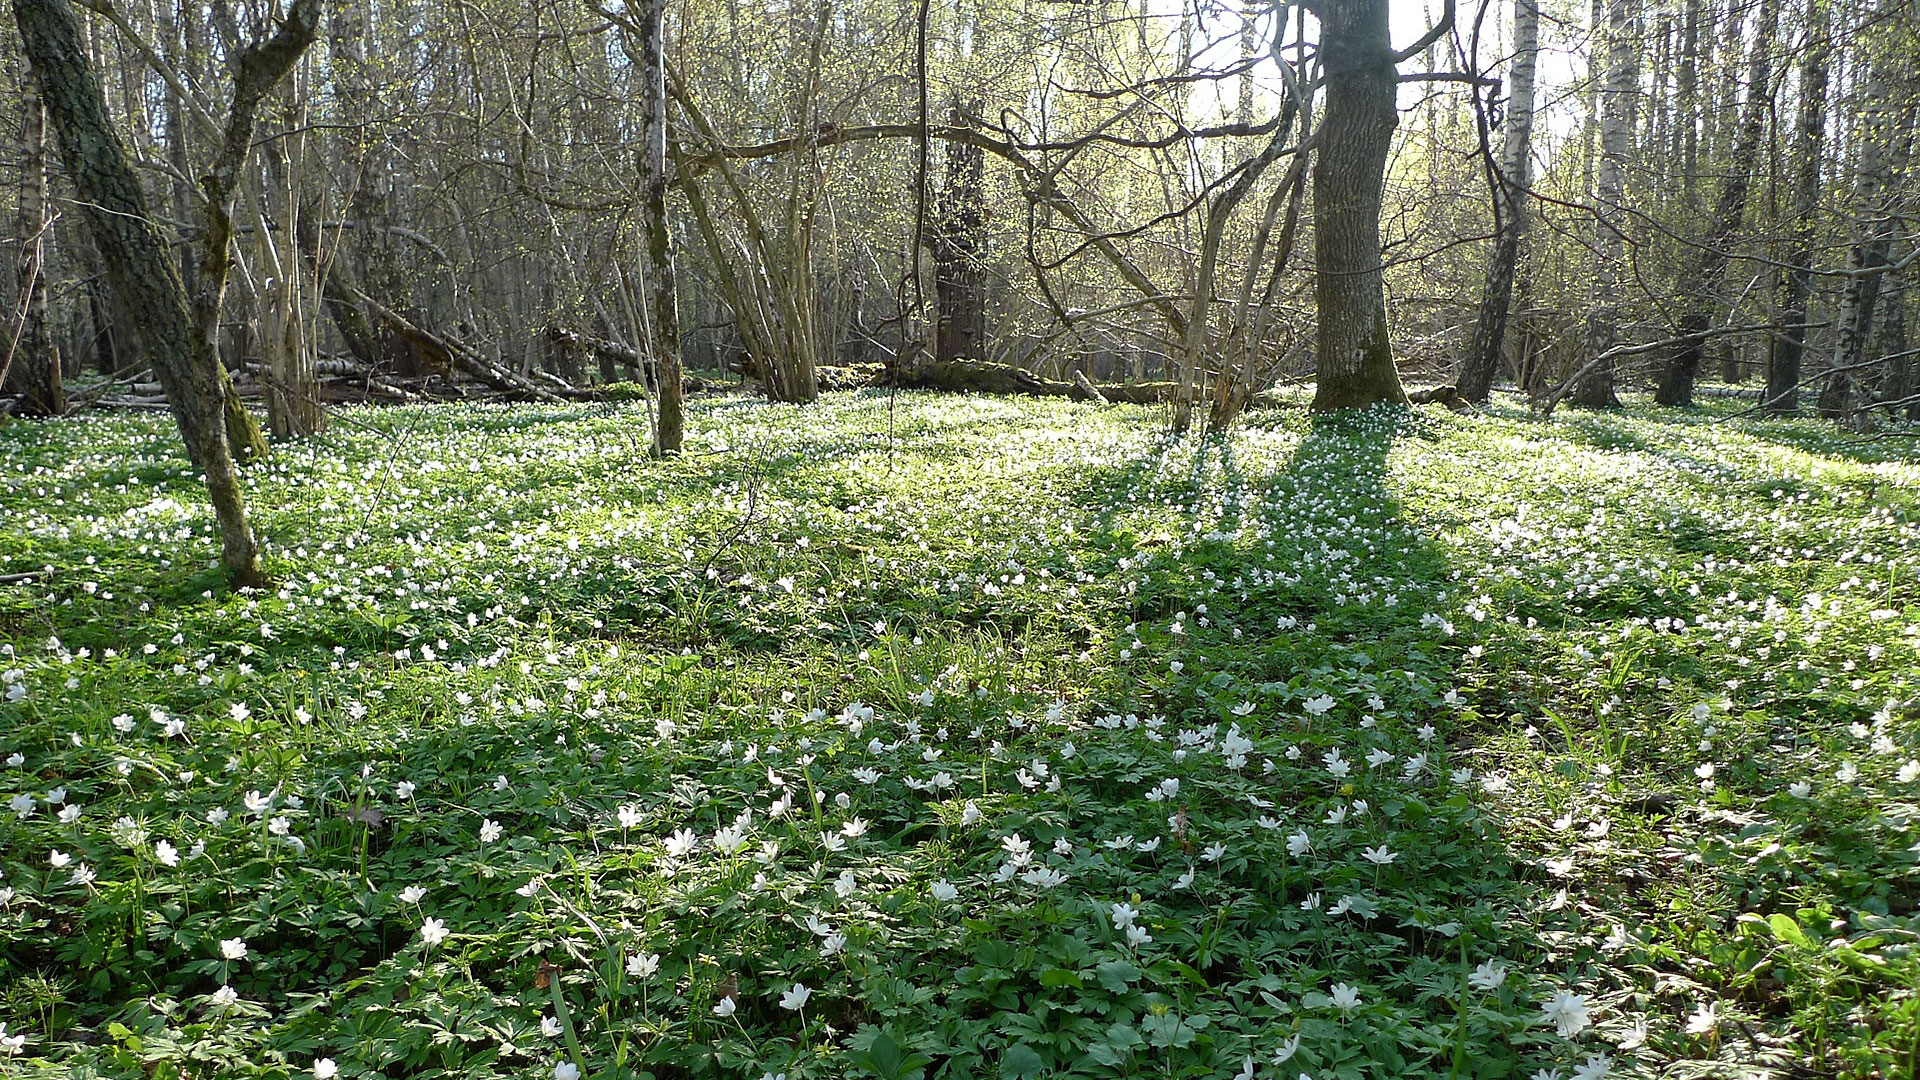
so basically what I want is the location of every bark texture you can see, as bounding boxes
[931,100,988,368]
[637,0,684,453]
[1765,6,1830,415]
[1309,0,1406,412]
[14,0,261,583]
[1819,22,1916,419]
[1572,0,1637,409]
[1654,0,1772,407]
[1459,0,1540,404]
[4,70,64,416]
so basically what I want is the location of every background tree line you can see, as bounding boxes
[1,0,1915,487]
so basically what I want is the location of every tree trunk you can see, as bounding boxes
[1572,0,1638,409]
[186,0,318,462]
[328,0,412,371]
[3,65,65,416]
[1819,22,1916,419]
[14,0,261,585]
[1875,265,1912,417]
[259,79,325,439]
[637,0,683,453]
[1459,0,1541,404]
[1765,0,1829,415]
[1309,0,1406,412]
[1654,0,1772,407]
[932,99,987,367]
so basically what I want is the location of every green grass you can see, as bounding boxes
[1,391,1916,1080]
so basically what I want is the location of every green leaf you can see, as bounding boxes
[1095,959,1141,993]
[855,1027,929,1080]
[1000,1042,1046,1079]
[1767,914,1812,950]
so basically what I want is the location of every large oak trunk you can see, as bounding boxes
[1309,0,1406,412]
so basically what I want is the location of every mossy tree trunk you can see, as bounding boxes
[13,0,267,584]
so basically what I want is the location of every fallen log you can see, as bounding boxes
[332,281,569,404]
[1406,384,1473,413]
[890,358,1206,408]
[1071,370,1109,404]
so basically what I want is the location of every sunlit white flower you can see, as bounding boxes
[419,918,450,946]
[1571,1053,1612,1080]
[1468,960,1508,991]
[1540,989,1592,1038]
[778,983,812,1010]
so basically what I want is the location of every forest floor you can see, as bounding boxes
[1,390,1917,1080]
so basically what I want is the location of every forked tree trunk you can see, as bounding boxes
[14,0,261,584]
[4,65,64,416]
[1459,0,1540,404]
[1765,0,1829,415]
[1572,0,1638,409]
[1654,0,1772,407]
[188,0,319,462]
[1309,0,1406,412]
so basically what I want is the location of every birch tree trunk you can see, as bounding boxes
[1459,0,1540,404]
[1572,0,1638,409]
[1819,15,1917,419]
